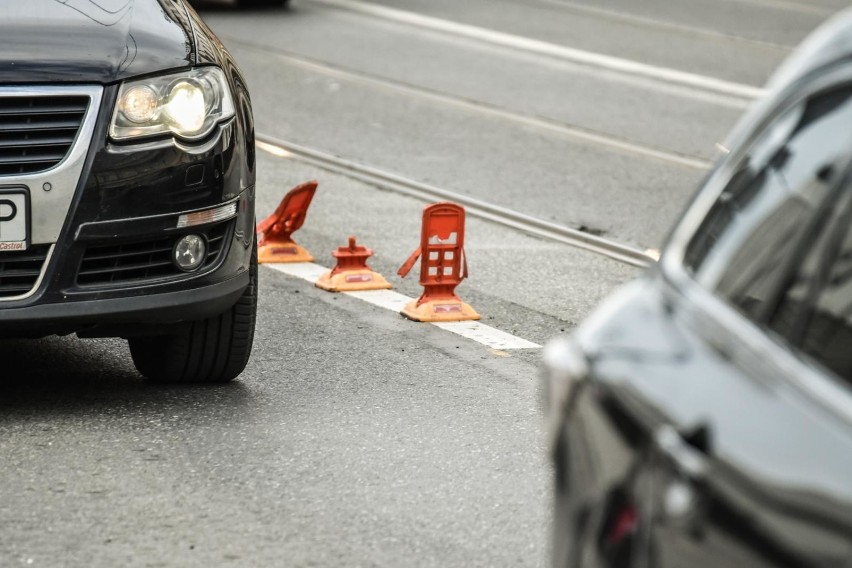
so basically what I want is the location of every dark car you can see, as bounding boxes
[0,0,257,383]
[543,9,852,568]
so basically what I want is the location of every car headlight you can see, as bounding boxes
[110,67,235,142]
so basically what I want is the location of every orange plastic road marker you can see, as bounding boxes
[397,202,480,322]
[316,236,392,292]
[256,180,317,263]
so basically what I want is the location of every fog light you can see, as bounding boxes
[173,234,206,272]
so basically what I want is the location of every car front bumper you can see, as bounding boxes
[0,82,256,338]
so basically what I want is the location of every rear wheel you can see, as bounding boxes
[129,246,258,383]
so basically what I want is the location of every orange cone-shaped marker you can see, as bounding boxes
[316,236,392,292]
[256,180,317,263]
[397,202,479,322]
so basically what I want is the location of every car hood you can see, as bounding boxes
[0,0,194,84]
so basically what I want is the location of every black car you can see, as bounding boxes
[544,9,852,568]
[0,0,257,383]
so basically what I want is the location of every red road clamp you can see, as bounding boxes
[256,180,317,263]
[397,202,480,322]
[316,236,392,292]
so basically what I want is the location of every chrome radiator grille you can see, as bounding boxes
[0,95,89,176]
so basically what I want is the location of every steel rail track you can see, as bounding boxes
[257,134,657,268]
[223,37,716,170]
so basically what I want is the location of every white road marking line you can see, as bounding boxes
[256,140,293,158]
[267,262,329,282]
[228,33,750,111]
[536,0,792,52]
[309,0,767,100]
[265,263,542,349]
[346,289,412,312]
[433,321,542,350]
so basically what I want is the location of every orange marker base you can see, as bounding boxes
[401,298,480,322]
[258,241,314,264]
[316,269,391,292]
[315,236,392,292]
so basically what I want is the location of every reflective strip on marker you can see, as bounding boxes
[272,247,299,255]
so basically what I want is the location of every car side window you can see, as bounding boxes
[684,86,852,323]
[770,200,852,385]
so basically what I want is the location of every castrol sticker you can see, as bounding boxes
[0,192,27,251]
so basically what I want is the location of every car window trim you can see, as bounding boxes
[664,64,852,277]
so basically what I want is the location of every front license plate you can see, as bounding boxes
[0,191,28,251]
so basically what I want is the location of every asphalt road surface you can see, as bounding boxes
[0,1,840,566]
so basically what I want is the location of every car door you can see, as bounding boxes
[645,74,852,567]
[646,297,852,567]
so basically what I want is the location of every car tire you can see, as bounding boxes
[128,243,258,383]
